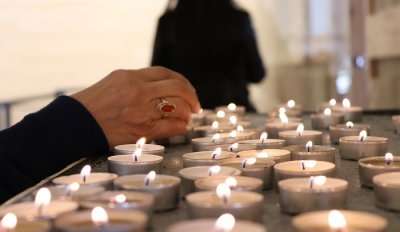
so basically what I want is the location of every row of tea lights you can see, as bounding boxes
[0,99,398,232]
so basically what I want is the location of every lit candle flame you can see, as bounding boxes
[346,121,354,128]
[216,183,231,204]
[229,130,237,139]
[241,157,256,169]
[67,182,80,193]
[229,116,238,125]
[136,137,146,149]
[144,170,156,186]
[35,187,51,217]
[236,125,244,132]
[328,210,347,231]
[256,151,269,159]
[217,110,226,118]
[215,213,235,232]
[211,121,219,129]
[227,103,237,112]
[296,123,305,136]
[260,132,268,143]
[309,176,327,189]
[80,165,92,184]
[359,130,367,142]
[385,152,394,166]
[224,177,238,188]
[329,98,337,106]
[114,194,127,204]
[91,207,109,226]
[287,99,296,108]
[301,160,317,170]
[324,108,332,116]
[208,165,221,176]
[279,112,289,124]
[132,147,143,162]
[212,133,221,143]
[306,141,313,152]
[342,98,351,108]
[229,143,239,152]
[212,147,222,159]
[1,213,17,230]
[279,107,286,114]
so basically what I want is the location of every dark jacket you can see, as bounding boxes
[0,96,108,202]
[152,0,266,111]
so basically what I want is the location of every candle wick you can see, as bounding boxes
[307,147,311,152]
[309,180,313,189]
[145,178,150,186]
[385,160,392,166]
[242,161,247,169]
[134,155,138,162]
[212,153,217,159]
[82,176,86,184]
[301,162,306,170]
[236,154,240,158]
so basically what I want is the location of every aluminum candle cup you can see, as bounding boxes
[287,145,337,163]
[292,210,387,232]
[178,166,241,196]
[237,149,291,163]
[108,154,163,175]
[278,177,348,214]
[339,135,389,161]
[0,217,50,232]
[373,172,400,211]
[113,144,165,156]
[195,175,263,193]
[279,130,323,146]
[274,161,336,183]
[310,111,344,130]
[167,218,266,232]
[265,121,300,139]
[359,155,400,187]
[186,191,264,222]
[79,191,155,216]
[53,173,118,190]
[182,150,235,167]
[113,174,180,212]
[0,201,79,220]
[54,209,148,232]
[43,185,105,201]
[329,123,370,144]
[191,131,257,152]
[238,139,286,150]
[221,158,275,190]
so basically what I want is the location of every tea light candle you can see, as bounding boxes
[167,213,266,232]
[274,160,336,183]
[192,130,257,152]
[339,130,389,160]
[0,213,50,232]
[54,207,147,232]
[108,138,163,175]
[332,98,363,122]
[186,183,264,222]
[53,165,118,189]
[359,153,400,187]
[287,142,337,163]
[113,138,165,156]
[265,112,300,138]
[221,158,275,190]
[278,176,348,214]
[239,132,286,150]
[373,172,400,211]
[79,191,155,216]
[113,171,180,212]
[237,149,291,163]
[310,108,344,130]
[0,188,78,220]
[279,123,323,146]
[215,103,246,116]
[195,175,263,193]
[329,121,370,144]
[178,166,241,196]
[44,183,105,201]
[226,142,258,153]
[293,210,387,232]
[182,148,235,167]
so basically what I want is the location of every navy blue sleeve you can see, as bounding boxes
[0,96,109,202]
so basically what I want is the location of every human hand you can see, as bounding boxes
[72,66,201,147]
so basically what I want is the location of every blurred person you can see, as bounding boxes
[152,0,266,111]
[0,67,200,202]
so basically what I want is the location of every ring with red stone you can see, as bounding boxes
[158,98,176,117]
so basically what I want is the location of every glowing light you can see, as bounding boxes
[329,99,337,106]
[236,125,244,132]
[227,103,237,112]
[224,177,238,188]
[114,194,127,204]
[342,98,351,108]
[305,141,313,152]
[67,182,80,192]
[229,116,238,125]
[91,207,109,226]
[359,130,367,142]
[80,165,92,183]
[279,112,289,124]
[324,108,332,116]
[279,107,286,114]
[212,121,219,129]
[217,110,226,118]
[216,183,231,204]
[229,130,237,139]
[241,158,257,169]
[136,137,146,149]
[208,165,221,176]
[260,132,268,143]
[215,214,235,231]
[328,210,347,231]
[287,100,296,108]
[385,153,394,165]
[132,148,142,162]
[35,187,51,208]
[144,170,156,186]
[212,147,222,159]
[346,121,354,128]
[309,176,327,189]
[256,151,269,159]
[296,123,305,136]
[212,133,221,143]
[229,143,239,152]
[301,160,317,170]
[1,213,17,230]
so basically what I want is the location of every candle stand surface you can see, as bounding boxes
[2,113,400,232]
